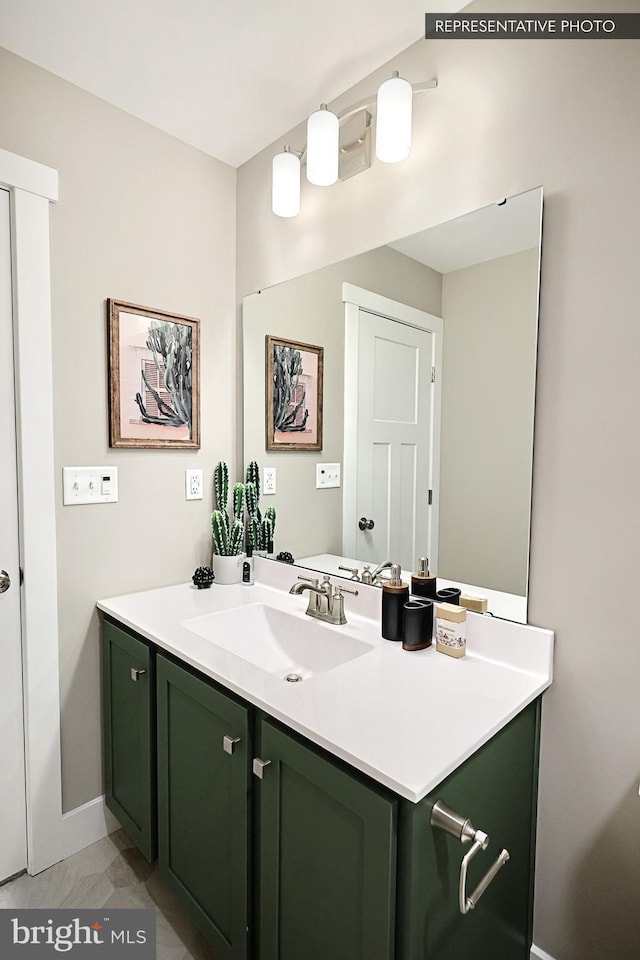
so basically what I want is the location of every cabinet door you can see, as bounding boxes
[102,618,156,861]
[397,699,540,960]
[257,718,397,960]
[156,654,250,960]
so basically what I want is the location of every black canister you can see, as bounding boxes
[381,564,409,641]
[402,600,434,651]
[436,587,461,605]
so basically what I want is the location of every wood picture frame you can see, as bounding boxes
[265,335,324,452]
[108,299,200,449]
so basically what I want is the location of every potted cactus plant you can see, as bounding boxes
[245,460,276,556]
[211,461,245,584]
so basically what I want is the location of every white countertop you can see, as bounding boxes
[97,559,553,803]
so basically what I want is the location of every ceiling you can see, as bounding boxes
[0,0,466,167]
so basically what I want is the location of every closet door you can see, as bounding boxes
[0,187,27,883]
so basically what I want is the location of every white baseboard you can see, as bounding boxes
[60,795,119,862]
[531,945,558,960]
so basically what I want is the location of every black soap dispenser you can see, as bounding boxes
[381,564,409,642]
[411,557,437,600]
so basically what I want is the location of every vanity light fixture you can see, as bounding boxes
[376,71,413,163]
[306,104,339,186]
[272,146,301,218]
[271,72,437,217]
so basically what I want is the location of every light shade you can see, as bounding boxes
[272,148,300,218]
[375,73,413,164]
[306,104,339,186]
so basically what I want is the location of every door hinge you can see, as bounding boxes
[428,489,433,505]
[431,366,436,383]
[19,566,24,586]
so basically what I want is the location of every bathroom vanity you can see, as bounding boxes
[98,560,553,960]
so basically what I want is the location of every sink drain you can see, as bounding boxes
[285,673,303,683]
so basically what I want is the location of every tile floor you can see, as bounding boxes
[0,830,219,960]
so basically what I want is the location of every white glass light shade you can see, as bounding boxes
[306,105,339,186]
[272,150,300,218]
[375,75,413,163]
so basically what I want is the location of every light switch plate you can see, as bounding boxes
[63,467,118,505]
[186,469,203,500]
[263,467,276,495]
[316,463,341,489]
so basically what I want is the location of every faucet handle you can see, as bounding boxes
[338,565,360,581]
[334,584,359,597]
[297,575,319,586]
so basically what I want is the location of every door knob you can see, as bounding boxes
[130,668,146,681]
[0,570,10,594]
[359,518,375,531]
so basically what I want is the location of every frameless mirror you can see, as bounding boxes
[243,187,542,622]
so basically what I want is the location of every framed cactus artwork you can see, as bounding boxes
[265,335,323,451]
[107,299,200,449]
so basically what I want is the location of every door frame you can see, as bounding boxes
[341,283,443,572]
[0,147,64,874]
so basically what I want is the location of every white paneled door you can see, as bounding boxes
[0,187,28,882]
[346,304,440,573]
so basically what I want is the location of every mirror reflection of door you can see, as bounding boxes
[343,292,441,572]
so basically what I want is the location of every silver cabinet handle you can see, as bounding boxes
[253,758,271,779]
[223,735,241,755]
[358,517,375,531]
[130,668,146,681]
[430,799,510,915]
[0,570,10,594]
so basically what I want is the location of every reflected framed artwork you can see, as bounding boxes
[265,335,323,451]
[108,299,200,449]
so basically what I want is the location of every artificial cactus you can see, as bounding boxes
[245,481,258,521]
[248,516,260,551]
[229,518,244,557]
[246,460,260,499]
[264,505,276,536]
[214,461,229,516]
[211,510,230,556]
[260,517,273,550]
[232,482,245,522]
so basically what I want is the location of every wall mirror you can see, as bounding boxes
[243,187,542,622]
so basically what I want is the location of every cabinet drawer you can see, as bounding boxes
[102,618,156,861]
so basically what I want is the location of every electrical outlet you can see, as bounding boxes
[263,467,276,495]
[185,469,203,500]
[316,463,341,489]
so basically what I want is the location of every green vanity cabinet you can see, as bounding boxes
[101,617,157,862]
[156,653,251,960]
[101,613,541,960]
[396,699,541,960]
[255,717,397,960]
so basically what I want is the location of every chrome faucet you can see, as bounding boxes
[360,559,395,586]
[289,575,358,625]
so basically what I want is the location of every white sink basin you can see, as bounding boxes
[181,603,373,680]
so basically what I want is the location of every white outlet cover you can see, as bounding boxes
[263,467,276,495]
[185,469,204,500]
[316,463,341,489]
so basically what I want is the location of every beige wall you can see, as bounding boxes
[236,3,640,957]
[0,47,236,812]
[243,245,441,559]
[439,248,539,595]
